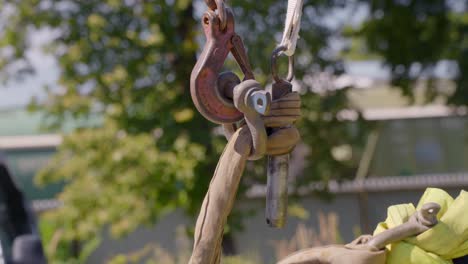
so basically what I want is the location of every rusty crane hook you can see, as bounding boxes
[190,7,255,124]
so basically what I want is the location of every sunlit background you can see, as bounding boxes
[0,0,467,263]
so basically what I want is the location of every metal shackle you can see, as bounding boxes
[233,80,271,160]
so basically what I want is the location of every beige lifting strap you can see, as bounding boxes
[189,126,252,264]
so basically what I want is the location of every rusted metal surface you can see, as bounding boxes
[230,35,255,80]
[190,8,255,124]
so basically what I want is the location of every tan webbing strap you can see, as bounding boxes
[189,126,252,264]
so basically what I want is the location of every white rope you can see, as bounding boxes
[279,0,304,57]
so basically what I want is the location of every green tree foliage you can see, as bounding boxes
[0,0,466,261]
[349,0,468,102]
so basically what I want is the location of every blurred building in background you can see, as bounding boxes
[0,109,61,207]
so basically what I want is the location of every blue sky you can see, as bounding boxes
[0,29,59,109]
